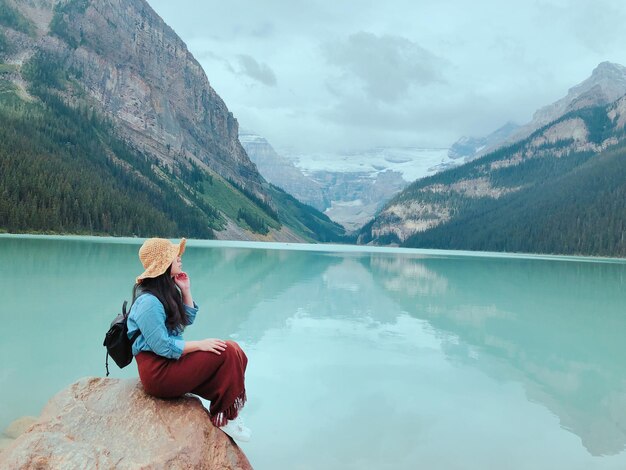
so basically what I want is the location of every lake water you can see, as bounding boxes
[2,235,626,469]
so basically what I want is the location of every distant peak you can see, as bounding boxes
[591,61,626,77]
[497,121,520,131]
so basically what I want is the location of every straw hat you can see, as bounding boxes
[136,238,187,284]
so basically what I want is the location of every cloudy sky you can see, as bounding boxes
[148,0,626,154]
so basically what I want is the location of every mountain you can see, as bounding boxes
[0,0,346,242]
[291,147,459,232]
[454,62,626,161]
[305,169,407,232]
[358,77,626,257]
[448,121,519,161]
[502,62,626,150]
[241,136,457,231]
[238,132,326,210]
[401,140,626,256]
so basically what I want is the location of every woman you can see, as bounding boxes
[127,237,251,442]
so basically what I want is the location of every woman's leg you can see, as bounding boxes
[191,341,248,426]
[136,340,247,426]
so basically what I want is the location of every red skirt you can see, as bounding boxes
[135,340,247,427]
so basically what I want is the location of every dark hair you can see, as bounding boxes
[132,266,189,333]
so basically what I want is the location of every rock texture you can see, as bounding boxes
[513,62,626,144]
[239,132,326,209]
[0,377,253,470]
[6,0,266,200]
[314,169,407,231]
[239,132,408,231]
[2,416,38,439]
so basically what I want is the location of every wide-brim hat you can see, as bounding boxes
[136,238,186,284]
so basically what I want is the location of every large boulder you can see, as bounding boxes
[0,377,252,469]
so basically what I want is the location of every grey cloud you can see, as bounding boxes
[149,0,626,153]
[237,54,278,86]
[251,21,275,38]
[319,85,523,148]
[537,0,626,53]
[195,50,237,74]
[323,32,446,103]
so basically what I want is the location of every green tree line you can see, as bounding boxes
[403,142,626,257]
[364,101,626,257]
[0,52,216,238]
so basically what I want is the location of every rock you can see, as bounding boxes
[3,416,38,439]
[0,377,253,470]
[239,132,327,211]
[0,437,14,453]
[8,0,267,201]
[482,61,626,157]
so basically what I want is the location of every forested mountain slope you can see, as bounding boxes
[0,0,347,242]
[359,96,626,256]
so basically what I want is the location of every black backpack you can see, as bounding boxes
[103,300,141,376]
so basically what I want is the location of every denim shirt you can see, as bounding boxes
[127,293,198,360]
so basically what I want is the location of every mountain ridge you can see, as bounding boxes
[358,72,626,256]
[450,61,626,161]
[0,0,347,242]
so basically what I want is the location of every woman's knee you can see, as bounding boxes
[225,340,247,368]
[223,340,240,359]
[225,340,241,351]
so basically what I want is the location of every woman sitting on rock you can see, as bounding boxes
[127,237,251,442]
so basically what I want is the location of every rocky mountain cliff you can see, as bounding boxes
[311,169,407,231]
[239,132,326,210]
[0,0,347,242]
[452,62,626,161]
[504,62,626,149]
[5,0,264,197]
[359,68,626,256]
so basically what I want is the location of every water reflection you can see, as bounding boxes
[364,254,626,456]
[3,236,626,467]
[0,237,345,432]
[187,246,340,340]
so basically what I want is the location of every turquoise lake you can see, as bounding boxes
[1,235,626,469]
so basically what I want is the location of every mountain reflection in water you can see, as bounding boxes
[2,236,626,468]
[362,254,626,457]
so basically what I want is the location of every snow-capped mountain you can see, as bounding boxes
[240,132,456,231]
[284,147,455,183]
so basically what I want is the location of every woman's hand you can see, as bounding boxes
[174,271,191,292]
[182,339,227,356]
[198,338,228,355]
[175,272,194,307]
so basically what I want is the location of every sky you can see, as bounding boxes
[147,0,626,154]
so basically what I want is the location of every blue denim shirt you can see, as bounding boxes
[127,293,198,360]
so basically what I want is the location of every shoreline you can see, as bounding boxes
[2,232,626,263]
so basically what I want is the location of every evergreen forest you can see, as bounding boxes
[0,49,348,242]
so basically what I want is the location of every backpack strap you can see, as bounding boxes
[130,329,141,344]
[127,296,143,345]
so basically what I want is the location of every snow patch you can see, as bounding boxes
[283,147,457,183]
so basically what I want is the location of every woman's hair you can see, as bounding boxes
[132,266,189,332]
